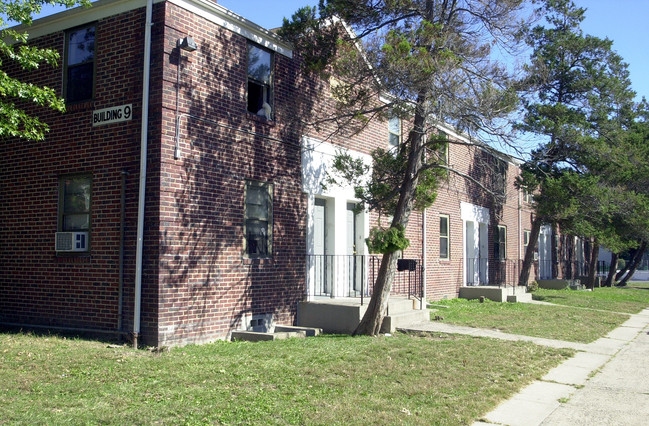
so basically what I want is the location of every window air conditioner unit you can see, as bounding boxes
[533,252,539,261]
[55,232,89,252]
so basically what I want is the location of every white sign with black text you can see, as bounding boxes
[92,104,133,126]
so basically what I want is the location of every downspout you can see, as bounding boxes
[421,210,426,309]
[133,0,153,348]
[518,187,522,278]
[118,169,128,333]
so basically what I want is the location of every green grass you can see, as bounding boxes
[533,282,649,314]
[431,298,629,343]
[0,331,573,425]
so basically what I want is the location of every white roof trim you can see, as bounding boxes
[9,0,292,58]
[8,0,148,41]
[168,0,292,58]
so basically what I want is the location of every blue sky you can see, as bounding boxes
[33,0,647,100]
[219,0,648,101]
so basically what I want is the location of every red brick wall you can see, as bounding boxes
[154,3,306,345]
[0,9,147,333]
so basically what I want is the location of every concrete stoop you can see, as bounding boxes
[506,291,533,303]
[460,285,532,303]
[231,325,322,342]
[381,309,430,333]
[381,297,429,333]
[297,297,426,334]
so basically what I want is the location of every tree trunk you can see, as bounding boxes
[353,251,399,336]
[615,248,634,281]
[518,215,543,286]
[617,241,647,287]
[354,97,427,336]
[604,252,618,287]
[586,238,599,289]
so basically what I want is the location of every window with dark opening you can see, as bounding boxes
[59,176,91,232]
[244,181,273,257]
[65,25,95,103]
[247,43,273,119]
[494,225,507,260]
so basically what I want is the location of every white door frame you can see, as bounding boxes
[461,202,490,286]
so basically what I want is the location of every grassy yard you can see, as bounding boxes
[431,298,630,343]
[533,282,649,313]
[0,331,573,425]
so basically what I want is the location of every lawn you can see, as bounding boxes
[0,331,573,425]
[431,298,630,343]
[533,282,649,313]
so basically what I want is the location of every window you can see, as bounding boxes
[493,158,508,195]
[388,115,401,149]
[523,230,531,251]
[439,214,450,260]
[64,25,95,103]
[494,225,507,260]
[244,181,273,257]
[438,131,449,165]
[247,43,273,119]
[523,190,533,204]
[59,175,91,233]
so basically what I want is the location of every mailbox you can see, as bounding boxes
[397,258,417,271]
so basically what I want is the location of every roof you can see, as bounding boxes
[7,0,293,57]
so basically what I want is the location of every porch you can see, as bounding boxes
[299,254,427,333]
[297,296,429,334]
[305,254,424,305]
[461,258,531,302]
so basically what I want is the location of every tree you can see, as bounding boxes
[281,0,529,335]
[593,102,649,286]
[516,0,636,287]
[1,0,90,141]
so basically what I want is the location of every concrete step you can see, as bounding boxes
[274,325,322,337]
[382,309,430,333]
[231,330,307,342]
[507,292,533,303]
[386,297,420,315]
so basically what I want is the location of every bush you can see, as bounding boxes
[365,225,410,254]
[617,259,626,270]
[528,281,539,292]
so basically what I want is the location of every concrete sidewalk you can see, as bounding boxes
[400,307,649,426]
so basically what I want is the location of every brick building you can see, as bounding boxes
[1,0,542,346]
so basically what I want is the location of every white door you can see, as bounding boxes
[539,226,552,279]
[479,223,488,284]
[346,203,359,293]
[314,199,328,293]
[466,221,478,285]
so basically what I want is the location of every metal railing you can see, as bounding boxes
[597,260,611,276]
[465,257,488,286]
[562,260,586,280]
[465,258,522,295]
[537,260,553,280]
[306,254,367,299]
[306,254,423,305]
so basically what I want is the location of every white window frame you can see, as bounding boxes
[495,225,507,260]
[244,180,273,258]
[388,115,401,150]
[439,214,450,260]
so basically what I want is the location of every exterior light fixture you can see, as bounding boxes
[178,36,198,52]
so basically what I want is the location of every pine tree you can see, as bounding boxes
[516,0,636,287]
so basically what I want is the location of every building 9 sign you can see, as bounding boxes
[92,104,133,126]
